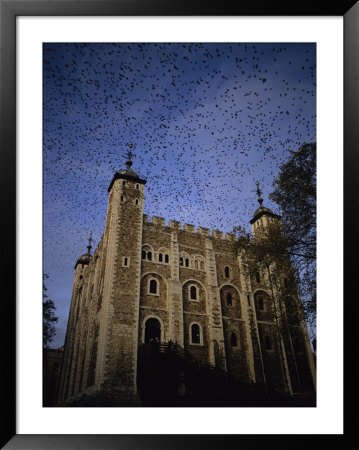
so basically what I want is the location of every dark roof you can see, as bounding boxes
[249,205,281,224]
[108,168,147,192]
[74,253,92,269]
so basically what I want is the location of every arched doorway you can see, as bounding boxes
[145,318,161,343]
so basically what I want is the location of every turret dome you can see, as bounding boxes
[108,145,146,192]
[249,181,281,224]
[74,232,93,269]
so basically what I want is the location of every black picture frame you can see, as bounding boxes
[1,0,357,448]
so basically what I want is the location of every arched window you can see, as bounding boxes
[247,295,251,306]
[190,285,197,300]
[224,266,230,278]
[185,258,189,268]
[158,253,163,262]
[255,272,261,283]
[179,257,184,266]
[258,297,264,310]
[147,251,152,261]
[136,184,139,189]
[149,279,157,294]
[135,199,138,205]
[142,250,146,260]
[194,260,198,270]
[230,332,237,347]
[226,293,232,306]
[191,324,200,344]
[165,254,169,264]
[200,261,204,270]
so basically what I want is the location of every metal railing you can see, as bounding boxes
[139,341,219,372]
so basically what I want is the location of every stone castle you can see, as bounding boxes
[57,154,316,406]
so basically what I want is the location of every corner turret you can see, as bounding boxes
[108,144,146,192]
[249,182,281,235]
[74,231,93,269]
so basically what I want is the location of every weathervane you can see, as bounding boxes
[255,181,263,206]
[124,143,135,170]
[124,143,135,161]
[87,231,93,255]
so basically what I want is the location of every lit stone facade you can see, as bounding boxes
[57,161,316,405]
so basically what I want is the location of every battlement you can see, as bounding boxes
[152,216,166,226]
[143,214,236,241]
[183,223,195,233]
[212,230,223,239]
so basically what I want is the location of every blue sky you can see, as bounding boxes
[43,43,316,348]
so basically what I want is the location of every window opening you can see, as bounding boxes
[226,293,232,306]
[258,297,264,310]
[230,333,237,347]
[191,324,200,344]
[149,279,157,294]
[190,286,197,300]
[265,336,272,350]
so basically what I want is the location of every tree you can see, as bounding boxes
[43,274,58,348]
[269,142,316,328]
[233,221,299,328]
[233,142,316,333]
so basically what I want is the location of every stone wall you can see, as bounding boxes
[58,208,316,405]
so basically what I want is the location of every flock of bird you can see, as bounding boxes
[43,43,316,347]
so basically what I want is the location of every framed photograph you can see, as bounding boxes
[1,0,357,448]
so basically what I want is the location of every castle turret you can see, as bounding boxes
[250,181,281,237]
[74,231,93,269]
[58,232,93,404]
[248,182,316,395]
[95,145,146,403]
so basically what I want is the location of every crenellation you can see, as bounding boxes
[168,219,181,230]
[183,223,195,232]
[152,216,166,226]
[198,227,210,237]
[143,214,237,241]
[212,230,223,239]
